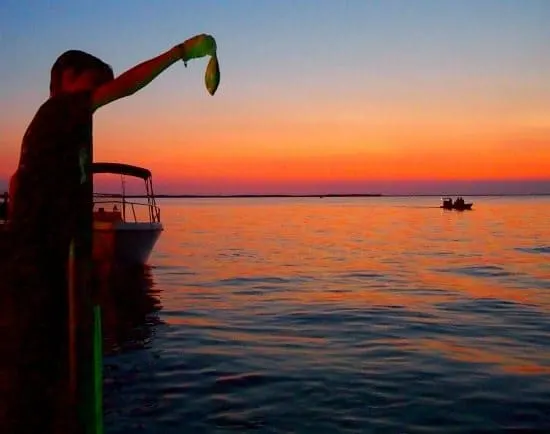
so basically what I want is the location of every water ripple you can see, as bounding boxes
[437,265,518,278]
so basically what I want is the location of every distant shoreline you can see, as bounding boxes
[155,194,383,198]
[3,190,548,199]
[96,193,550,198]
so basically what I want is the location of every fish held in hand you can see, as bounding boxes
[205,54,220,96]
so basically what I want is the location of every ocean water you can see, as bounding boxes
[102,196,550,433]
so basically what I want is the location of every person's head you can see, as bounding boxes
[50,50,114,96]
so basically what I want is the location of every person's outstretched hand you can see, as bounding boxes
[179,34,217,64]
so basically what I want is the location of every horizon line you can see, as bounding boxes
[100,193,550,198]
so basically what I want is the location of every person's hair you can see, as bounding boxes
[50,50,114,94]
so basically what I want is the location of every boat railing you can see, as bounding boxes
[93,195,161,224]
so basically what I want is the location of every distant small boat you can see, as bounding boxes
[441,197,473,211]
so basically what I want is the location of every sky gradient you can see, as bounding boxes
[1,0,549,195]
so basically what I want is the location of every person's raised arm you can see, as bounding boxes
[92,34,216,111]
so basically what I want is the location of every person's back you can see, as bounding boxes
[11,92,93,257]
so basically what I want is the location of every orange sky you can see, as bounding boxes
[1,87,548,193]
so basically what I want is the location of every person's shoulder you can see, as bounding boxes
[22,97,64,137]
[22,91,94,143]
[33,94,73,116]
[27,95,71,126]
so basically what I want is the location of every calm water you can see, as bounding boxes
[102,196,550,433]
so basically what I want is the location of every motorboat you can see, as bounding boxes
[441,197,473,211]
[92,162,163,265]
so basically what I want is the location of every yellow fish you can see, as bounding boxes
[205,53,220,96]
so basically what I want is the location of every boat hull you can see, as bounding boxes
[93,222,163,265]
[440,203,473,211]
[0,221,163,265]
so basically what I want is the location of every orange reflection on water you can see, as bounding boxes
[154,197,550,315]
[167,315,221,328]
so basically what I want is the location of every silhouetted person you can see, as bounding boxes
[1,34,217,433]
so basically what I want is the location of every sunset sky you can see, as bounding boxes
[1,0,549,195]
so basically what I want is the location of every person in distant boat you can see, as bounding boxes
[2,34,216,431]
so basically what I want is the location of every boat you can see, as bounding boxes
[441,197,473,211]
[0,162,163,265]
[92,162,163,265]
